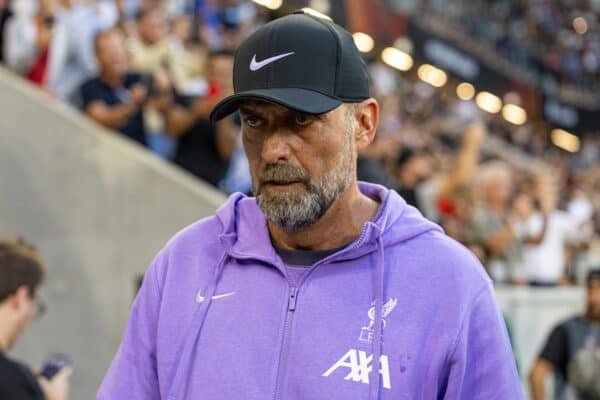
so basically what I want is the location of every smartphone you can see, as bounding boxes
[41,354,71,380]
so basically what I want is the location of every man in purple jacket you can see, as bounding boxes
[98,11,523,400]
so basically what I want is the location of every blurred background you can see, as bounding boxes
[1,0,599,398]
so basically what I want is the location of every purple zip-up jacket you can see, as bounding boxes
[98,182,522,399]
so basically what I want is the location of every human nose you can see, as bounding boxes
[260,130,292,164]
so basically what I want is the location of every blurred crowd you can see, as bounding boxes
[364,62,600,286]
[0,0,263,191]
[410,0,600,94]
[1,0,600,287]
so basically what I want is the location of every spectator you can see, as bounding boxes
[0,0,13,63]
[417,121,486,222]
[80,28,149,147]
[394,147,433,209]
[356,136,400,191]
[198,0,257,51]
[168,50,239,187]
[0,237,71,400]
[3,0,69,92]
[519,172,589,285]
[530,269,600,400]
[469,160,522,282]
[168,14,207,97]
[126,6,177,158]
[414,0,600,93]
[51,0,103,104]
[126,6,170,74]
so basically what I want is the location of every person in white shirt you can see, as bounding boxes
[520,173,591,285]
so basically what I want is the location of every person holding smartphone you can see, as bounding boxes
[0,237,71,400]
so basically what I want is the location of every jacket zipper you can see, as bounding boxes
[227,225,374,399]
[273,286,298,400]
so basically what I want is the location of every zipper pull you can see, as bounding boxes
[288,287,297,312]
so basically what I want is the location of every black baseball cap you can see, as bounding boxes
[210,10,371,122]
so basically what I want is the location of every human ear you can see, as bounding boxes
[353,98,379,152]
[11,286,30,312]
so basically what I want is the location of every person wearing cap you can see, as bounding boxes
[530,269,600,400]
[98,11,521,399]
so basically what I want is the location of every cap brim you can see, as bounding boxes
[209,88,342,122]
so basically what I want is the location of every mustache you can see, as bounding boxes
[257,164,310,186]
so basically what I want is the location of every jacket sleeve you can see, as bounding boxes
[441,283,523,399]
[97,253,164,400]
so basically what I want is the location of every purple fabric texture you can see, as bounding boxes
[98,182,522,399]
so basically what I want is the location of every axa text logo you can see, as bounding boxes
[322,349,391,390]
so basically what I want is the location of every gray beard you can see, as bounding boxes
[253,132,354,230]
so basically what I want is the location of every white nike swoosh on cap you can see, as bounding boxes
[249,52,295,71]
[196,290,236,303]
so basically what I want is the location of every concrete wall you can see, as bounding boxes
[0,66,227,398]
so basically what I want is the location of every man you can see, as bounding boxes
[0,237,71,400]
[80,29,149,147]
[124,6,177,158]
[520,172,588,286]
[126,7,170,74]
[469,160,522,283]
[530,269,600,400]
[51,0,102,104]
[168,50,239,187]
[3,0,69,91]
[394,147,433,209]
[98,12,521,399]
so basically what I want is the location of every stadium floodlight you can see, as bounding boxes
[551,129,580,153]
[457,83,475,100]
[300,7,333,21]
[381,47,413,71]
[573,17,588,35]
[353,32,375,53]
[475,91,502,114]
[252,0,282,10]
[502,104,527,125]
[417,64,447,88]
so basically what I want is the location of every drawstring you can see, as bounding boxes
[368,231,385,400]
[167,251,230,400]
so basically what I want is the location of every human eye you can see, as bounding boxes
[243,115,264,129]
[294,113,314,126]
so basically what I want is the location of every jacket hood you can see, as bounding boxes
[215,181,442,266]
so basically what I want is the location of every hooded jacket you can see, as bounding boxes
[98,182,522,399]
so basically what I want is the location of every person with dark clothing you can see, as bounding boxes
[0,0,13,63]
[0,237,71,400]
[81,72,147,146]
[80,29,149,147]
[530,269,600,400]
[174,118,233,186]
[166,51,239,187]
[394,147,433,209]
[356,156,398,190]
[0,353,45,399]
